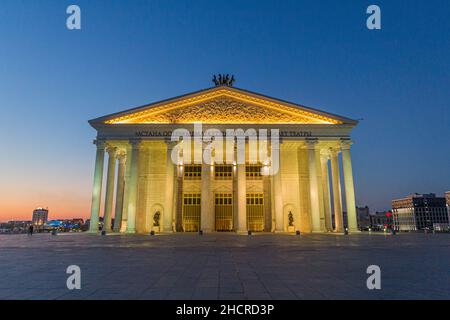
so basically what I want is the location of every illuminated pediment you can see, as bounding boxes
[92,87,356,125]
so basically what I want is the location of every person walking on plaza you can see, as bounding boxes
[28,225,34,236]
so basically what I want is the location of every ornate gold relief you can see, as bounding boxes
[105,89,342,125]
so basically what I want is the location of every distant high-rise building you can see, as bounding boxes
[356,206,370,228]
[446,191,450,222]
[32,207,48,226]
[392,193,448,231]
[446,191,450,208]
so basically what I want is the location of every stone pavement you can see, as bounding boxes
[0,232,448,300]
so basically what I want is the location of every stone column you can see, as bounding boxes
[232,162,238,230]
[89,139,106,233]
[103,146,117,232]
[175,164,183,232]
[306,139,321,232]
[164,141,175,232]
[316,149,326,231]
[320,153,333,232]
[236,162,247,233]
[113,153,126,232]
[263,174,272,232]
[341,140,358,232]
[120,144,132,232]
[201,160,213,232]
[330,148,344,233]
[273,144,283,232]
[126,139,141,233]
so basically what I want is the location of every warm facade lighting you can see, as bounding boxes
[103,88,343,125]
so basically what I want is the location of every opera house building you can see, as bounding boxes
[88,81,359,235]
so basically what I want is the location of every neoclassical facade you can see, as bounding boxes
[88,85,359,234]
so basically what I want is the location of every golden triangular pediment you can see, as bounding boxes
[97,87,354,125]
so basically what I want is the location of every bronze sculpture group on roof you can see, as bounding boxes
[212,74,235,87]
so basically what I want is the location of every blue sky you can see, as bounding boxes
[0,0,449,219]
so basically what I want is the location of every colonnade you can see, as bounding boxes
[88,138,357,233]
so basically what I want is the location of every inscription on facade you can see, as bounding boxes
[135,130,312,138]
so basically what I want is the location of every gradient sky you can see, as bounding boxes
[0,0,449,222]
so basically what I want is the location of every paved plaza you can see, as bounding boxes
[0,232,448,300]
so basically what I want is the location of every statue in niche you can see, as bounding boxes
[153,211,161,227]
[287,211,296,233]
[288,211,294,227]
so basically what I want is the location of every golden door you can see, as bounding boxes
[215,193,233,231]
[246,193,264,232]
[182,193,201,232]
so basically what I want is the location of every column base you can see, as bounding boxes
[163,225,173,232]
[126,229,136,234]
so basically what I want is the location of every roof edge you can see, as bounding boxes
[88,86,359,126]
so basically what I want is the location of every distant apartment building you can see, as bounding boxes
[0,220,32,233]
[336,207,391,231]
[32,207,48,226]
[446,191,450,217]
[392,193,449,231]
[369,211,392,230]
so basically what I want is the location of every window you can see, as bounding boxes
[246,193,264,205]
[215,193,233,205]
[215,165,233,180]
[184,165,201,180]
[183,193,201,205]
[246,164,263,179]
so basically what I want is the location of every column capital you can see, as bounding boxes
[340,139,353,150]
[117,151,127,164]
[305,138,319,150]
[106,145,118,157]
[129,138,142,149]
[329,147,340,156]
[93,139,106,150]
[164,139,178,149]
[270,136,283,147]
[320,152,330,162]
[320,148,332,159]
